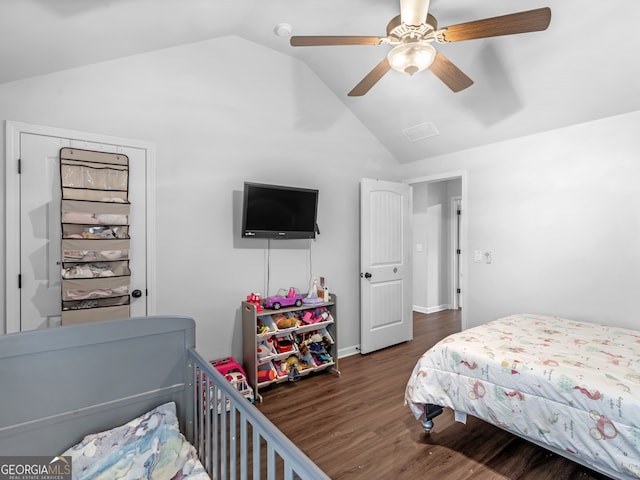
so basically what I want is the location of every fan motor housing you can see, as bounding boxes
[386,13,437,40]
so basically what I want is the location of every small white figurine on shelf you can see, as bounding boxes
[308,277,318,297]
[302,277,324,305]
[319,276,330,302]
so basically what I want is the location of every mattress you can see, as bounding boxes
[405,314,640,479]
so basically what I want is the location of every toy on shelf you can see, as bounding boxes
[298,343,315,367]
[302,277,324,306]
[256,338,277,361]
[309,341,332,364]
[256,315,278,336]
[273,336,296,354]
[277,356,301,382]
[257,364,276,383]
[257,317,274,336]
[257,323,268,335]
[300,307,331,325]
[273,312,298,329]
[263,287,303,310]
[318,276,330,302]
[246,292,264,312]
[295,331,333,366]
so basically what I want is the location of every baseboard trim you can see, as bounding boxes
[338,345,360,359]
[413,304,452,314]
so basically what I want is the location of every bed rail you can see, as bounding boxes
[187,347,330,480]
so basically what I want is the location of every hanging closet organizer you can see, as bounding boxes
[59,148,131,325]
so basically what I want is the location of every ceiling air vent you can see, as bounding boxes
[402,122,440,143]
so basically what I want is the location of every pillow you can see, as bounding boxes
[61,402,198,480]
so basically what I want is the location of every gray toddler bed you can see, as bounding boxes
[0,315,329,479]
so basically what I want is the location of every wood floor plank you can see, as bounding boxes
[257,310,612,479]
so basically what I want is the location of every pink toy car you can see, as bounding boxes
[263,288,303,310]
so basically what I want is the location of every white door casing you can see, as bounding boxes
[5,121,156,333]
[360,178,413,354]
[19,134,65,328]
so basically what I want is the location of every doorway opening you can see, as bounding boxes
[405,171,467,331]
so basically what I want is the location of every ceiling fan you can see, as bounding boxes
[290,0,551,96]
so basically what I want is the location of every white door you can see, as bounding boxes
[6,124,153,332]
[360,178,412,354]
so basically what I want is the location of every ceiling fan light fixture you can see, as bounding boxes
[387,42,435,76]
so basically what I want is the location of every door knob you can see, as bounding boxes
[361,272,372,279]
[131,289,143,298]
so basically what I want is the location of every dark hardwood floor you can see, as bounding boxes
[257,310,612,480]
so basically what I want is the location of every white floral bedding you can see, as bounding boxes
[405,314,640,479]
[61,402,209,480]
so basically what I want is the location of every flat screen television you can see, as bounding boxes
[241,182,319,239]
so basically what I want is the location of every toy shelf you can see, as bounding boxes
[242,295,340,402]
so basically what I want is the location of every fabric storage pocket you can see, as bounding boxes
[107,167,128,191]
[61,199,130,225]
[61,305,130,325]
[63,224,129,240]
[61,162,84,188]
[62,260,130,279]
[61,187,129,202]
[62,295,130,311]
[62,249,129,262]
[62,238,130,262]
[62,276,130,301]
[60,157,128,191]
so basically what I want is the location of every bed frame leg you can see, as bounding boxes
[421,418,435,432]
[421,404,443,433]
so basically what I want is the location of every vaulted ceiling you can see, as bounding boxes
[1,0,639,163]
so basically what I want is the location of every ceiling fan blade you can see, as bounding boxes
[348,58,391,97]
[429,52,473,92]
[439,7,551,42]
[290,36,383,47]
[400,0,430,26]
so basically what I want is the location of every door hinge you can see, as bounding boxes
[17,158,21,174]
[18,274,21,289]
[456,249,461,255]
[457,288,461,294]
[457,209,461,215]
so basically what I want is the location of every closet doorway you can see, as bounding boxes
[5,122,156,333]
[407,172,466,330]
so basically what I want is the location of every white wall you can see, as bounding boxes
[412,184,428,309]
[0,35,400,359]
[401,110,640,331]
